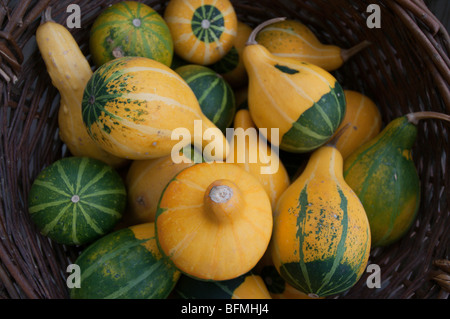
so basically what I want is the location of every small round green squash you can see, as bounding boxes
[28,156,126,245]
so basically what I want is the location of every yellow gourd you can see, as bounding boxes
[332,90,382,159]
[227,109,290,209]
[155,162,273,281]
[35,8,127,168]
[255,19,370,71]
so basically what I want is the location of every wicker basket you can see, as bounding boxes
[0,0,449,299]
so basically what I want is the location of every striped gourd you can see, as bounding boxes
[243,18,346,153]
[28,157,126,246]
[174,273,271,299]
[332,90,382,159]
[255,19,370,71]
[89,1,173,68]
[271,143,371,297]
[70,223,180,299]
[164,0,238,65]
[81,56,229,161]
[175,64,236,132]
[209,21,253,89]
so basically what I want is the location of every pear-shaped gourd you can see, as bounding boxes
[82,56,229,161]
[343,112,450,247]
[271,136,371,298]
[227,109,290,209]
[243,18,346,153]
[155,162,273,281]
[255,19,370,71]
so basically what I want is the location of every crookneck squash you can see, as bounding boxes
[36,8,127,168]
[243,18,346,153]
[155,162,273,281]
[164,0,237,65]
[343,112,450,247]
[255,19,370,71]
[81,56,229,161]
[271,140,371,297]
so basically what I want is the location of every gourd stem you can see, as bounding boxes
[42,7,54,24]
[406,111,450,125]
[204,180,242,223]
[246,17,287,46]
[340,40,371,62]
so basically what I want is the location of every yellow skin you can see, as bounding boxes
[156,162,273,281]
[36,17,127,168]
[232,275,272,299]
[164,0,237,65]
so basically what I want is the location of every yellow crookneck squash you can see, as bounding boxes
[227,109,290,209]
[255,19,370,71]
[271,134,371,298]
[155,162,273,281]
[36,8,127,168]
[243,18,346,154]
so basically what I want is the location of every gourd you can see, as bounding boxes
[174,273,271,299]
[343,112,450,247]
[332,90,382,159]
[89,1,173,68]
[175,64,236,132]
[271,135,371,297]
[70,223,180,299]
[243,18,346,153]
[81,56,229,161]
[155,162,273,281]
[164,0,238,65]
[227,109,290,209]
[255,19,370,71]
[28,157,126,245]
[210,21,253,89]
[125,146,202,225]
[36,8,127,168]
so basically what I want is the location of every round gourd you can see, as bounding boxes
[332,90,382,159]
[164,0,238,65]
[175,64,236,132]
[271,143,371,297]
[155,162,273,281]
[243,18,346,153]
[174,273,271,299]
[209,21,253,89]
[28,157,126,245]
[81,56,229,161]
[89,1,173,68]
[70,223,180,299]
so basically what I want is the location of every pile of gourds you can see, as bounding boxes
[32,0,450,299]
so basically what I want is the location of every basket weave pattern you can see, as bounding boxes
[0,0,449,299]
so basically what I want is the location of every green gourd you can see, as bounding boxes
[343,111,450,247]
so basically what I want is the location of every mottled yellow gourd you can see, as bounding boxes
[227,109,290,209]
[36,8,127,168]
[155,162,273,281]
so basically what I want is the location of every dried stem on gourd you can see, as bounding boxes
[246,17,287,46]
[42,7,54,24]
[340,40,371,62]
[205,180,241,223]
[405,111,450,125]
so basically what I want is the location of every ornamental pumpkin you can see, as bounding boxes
[164,0,238,65]
[81,56,229,161]
[255,19,370,71]
[227,109,290,209]
[271,140,371,297]
[36,8,127,168]
[343,112,450,247]
[243,18,346,153]
[155,162,273,281]
[71,223,180,299]
[89,1,173,68]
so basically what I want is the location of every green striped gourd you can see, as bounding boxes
[243,18,346,153]
[175,64,236,132]
[343,112,450,247]
[271,141,371,297]
[71,223,180,299]
[89,1,173,68]
[28,157,126,245]
[174,273,271,299]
